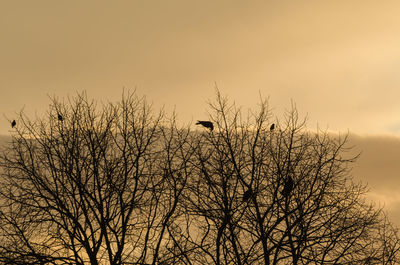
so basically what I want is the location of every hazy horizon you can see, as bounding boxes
[1,130,399,229]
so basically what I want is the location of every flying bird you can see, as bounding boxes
[270,123,275,131]
[11,120,16,128]
[196,121,214,131]
[281,176,294,197]
[57,113,63,121]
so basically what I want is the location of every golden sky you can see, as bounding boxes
[2,0,400,134]
[349,134,400,227]
[1,0,400,225]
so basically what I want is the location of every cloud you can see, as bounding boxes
[349,134,400,191]
[365,192,400,228]
[347,133,400,227]
[2,132,400,227]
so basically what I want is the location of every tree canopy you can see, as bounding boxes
[0,91,398,265]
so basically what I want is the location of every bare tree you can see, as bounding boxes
[0,90,399,265]
[182,91,400,265]
[0,92,193,264]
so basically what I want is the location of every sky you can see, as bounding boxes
[1,1,400,225]
[349,134,400,228]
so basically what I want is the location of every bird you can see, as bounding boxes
[270,123,275,131]
[196,121,214,131]
[57,113,63,121]
[281,176,294,197]
[11,120,16,128]
[242,188,254,202]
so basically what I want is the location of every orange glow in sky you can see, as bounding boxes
[2,1,400,135]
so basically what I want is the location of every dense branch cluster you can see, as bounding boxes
[0,92,398,265]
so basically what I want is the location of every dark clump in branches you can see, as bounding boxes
[281,175,294,197]
[0,90,399,265]
[242,188,254,202]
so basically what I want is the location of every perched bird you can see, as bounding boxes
[11,120,16,128]
[270,123,275,131]
[281,176,294,197]
[243,188,253,202]
[196,120,214,131]
[57,113,63,121]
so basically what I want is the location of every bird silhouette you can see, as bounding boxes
[243,188,253,202]
[281,176,294,197]
[270,123,275,131]
[196,121,214,131]
[11,120,16,128]
[57,113,63,121]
